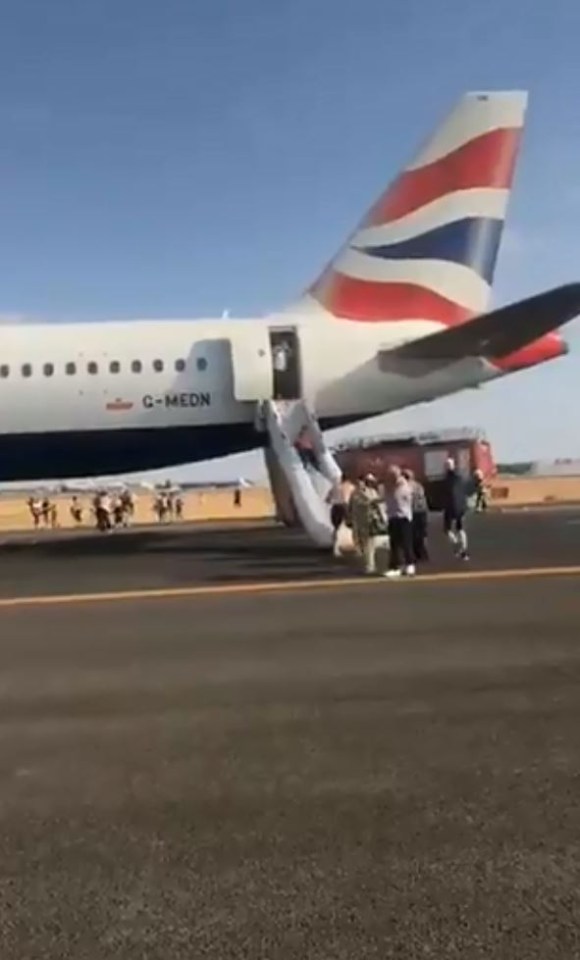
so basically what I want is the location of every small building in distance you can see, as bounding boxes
[530,458,580,477]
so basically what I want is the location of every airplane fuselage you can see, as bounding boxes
[0,310,498,481]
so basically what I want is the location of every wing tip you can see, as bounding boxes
[465,89,529,104]
[541,281,580,313]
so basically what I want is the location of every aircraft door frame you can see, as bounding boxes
[268,327,302,401]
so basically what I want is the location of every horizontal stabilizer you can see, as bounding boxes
[378,283,580,375]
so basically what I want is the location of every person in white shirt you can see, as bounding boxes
[382,465,415,578]
[326,478,353,557]
[272,343,289,373]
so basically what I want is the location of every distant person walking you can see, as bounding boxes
[112,495,125,528]
[120,489,135,526]
[153,491,169,522]
[70,496,83,526]
[442,458,469,560]
[41,497,51,528]
[95,491,112,532]
[27,497,42,530]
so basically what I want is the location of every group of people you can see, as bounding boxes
[152,488,184,523]
[90,489,136,531]
[329,457,472,577]
[26,490,137,532]
[26,496,59,529]
[26,485,190,533]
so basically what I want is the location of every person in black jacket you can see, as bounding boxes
[442,458,469,560]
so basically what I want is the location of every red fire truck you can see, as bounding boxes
[333,427,496,510]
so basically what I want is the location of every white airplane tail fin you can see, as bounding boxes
[299,91,528,327]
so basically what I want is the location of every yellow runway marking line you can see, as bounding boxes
[0,564,579,610]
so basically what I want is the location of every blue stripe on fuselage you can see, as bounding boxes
[0,414,369,482]
[355,217,504,284]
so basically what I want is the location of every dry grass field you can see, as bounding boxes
[0,487,276,532]
[0,476,578,533]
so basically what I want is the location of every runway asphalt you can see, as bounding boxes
[0,510,579,957]
[0,506,579,599]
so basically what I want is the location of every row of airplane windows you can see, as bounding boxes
[0,357,209,379]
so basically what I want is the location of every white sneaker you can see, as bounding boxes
[382,569,401,579]
[404,564,416,576]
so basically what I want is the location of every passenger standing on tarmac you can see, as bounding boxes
[473,468,488,512]
[402,467,429,563]
[348,474,386,574]
[383,465,415,578]
[345,477,365,556]
[326,477,353,558]
[442,457,469,560]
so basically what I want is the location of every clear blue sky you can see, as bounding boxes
[1,0,580,481]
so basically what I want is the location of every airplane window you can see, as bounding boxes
[131,360,142,374]
[87,361,98,375]
[153,359,164,373]
[196,357,207,371]
[65,362,76,375]
[22,364,32,378]
[43,363,54,377]
[110,361,120,374]
[175,358,186,372]
[0,365,9,378]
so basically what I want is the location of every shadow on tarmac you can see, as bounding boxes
[0,509,578,597]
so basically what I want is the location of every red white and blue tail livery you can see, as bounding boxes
[307,91,526,326]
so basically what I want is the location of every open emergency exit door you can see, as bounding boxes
[269,328,302,400]
[230,323,303,402]
[229,323,274,402]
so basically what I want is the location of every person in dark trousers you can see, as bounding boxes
[402,467,429,563]
[442,457,469,560]
[473,469,488,511]
[70,496,83,526]
[41,497,51,527]
[348,474,386,574]
[383,465,415,578]
[326,479,351,558]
